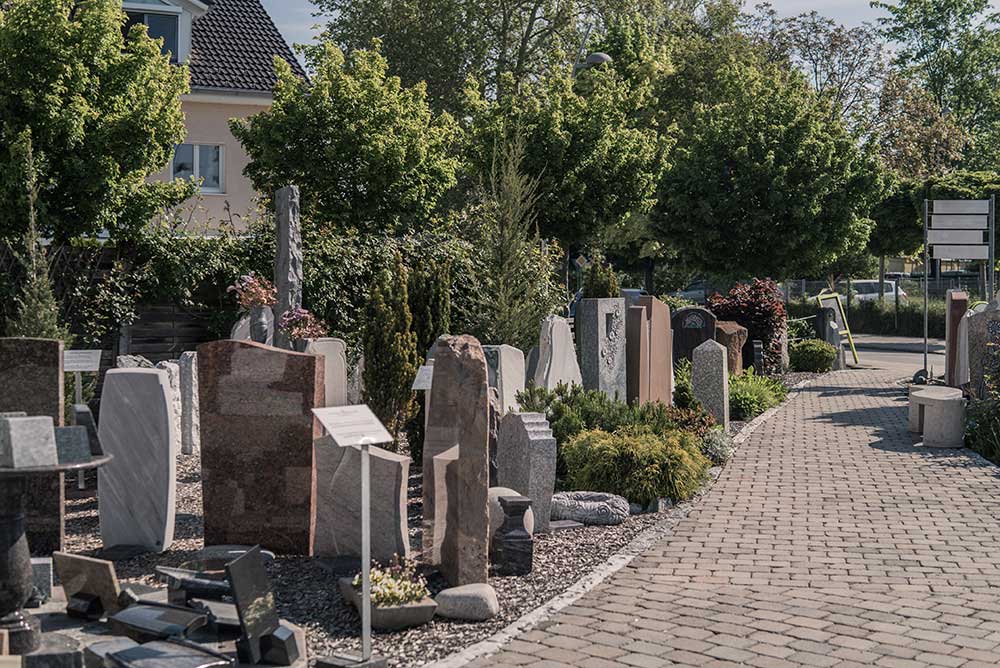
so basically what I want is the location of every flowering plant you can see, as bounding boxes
[227,272,277,310]
[352,556,429,607]
[277,307,329,341]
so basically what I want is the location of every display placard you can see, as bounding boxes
[63,350,102,373]
[411,365,434,391]
[312,405,393,448]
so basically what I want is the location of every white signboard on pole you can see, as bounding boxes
[63,350,102,373]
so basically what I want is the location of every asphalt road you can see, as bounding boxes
[850,334,946,379]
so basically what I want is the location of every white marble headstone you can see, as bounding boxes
[303,338,349,407]
[98,369,176,553]
[155,361,182,457]
[533,315,583,390]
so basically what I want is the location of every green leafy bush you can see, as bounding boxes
[583,255,620,299]
[673,358,700,410]
[790,340,838,372]
[701,428,735,465]
[967,343,1000,462]
[658,294,695,312]
[786,317,815,341]
[562,427,710,505]
[729,368,788,420]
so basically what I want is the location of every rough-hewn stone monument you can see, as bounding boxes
[715,321,748,376]
[576,298,627,400]
[532,316,582,390]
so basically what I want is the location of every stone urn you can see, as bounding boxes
[337,578,437,630]
[249,305,272,344]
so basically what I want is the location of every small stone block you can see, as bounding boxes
[548,519,584,532]
[258,622,302,666]
[55,426,92,465]
[83,638,139,668]
[29,557,53,606]
[22,633,82,668]
[0,416,58,468]
[316,655,388,668]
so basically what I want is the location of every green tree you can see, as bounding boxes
[460,134,565,351]
[6,131,71,341]
[363,252,420,446]
[466,65,672,252]
[583,254,620,298]
[315,0,581,112]
[0,0,192,241]
[408,257,452,354]
[874,0,1000,167]
[232,43,461,236]
[653,58,885,278]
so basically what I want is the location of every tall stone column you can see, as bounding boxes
[273,186,303,351]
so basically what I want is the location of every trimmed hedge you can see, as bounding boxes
[787,298,947,339]
[790,339,838,372]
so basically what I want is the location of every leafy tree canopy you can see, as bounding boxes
[231,43,461,236]
[0,0,192,242]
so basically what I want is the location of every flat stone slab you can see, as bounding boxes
[98,369,176,553]
[0,416,58,468]
[551,491,630,526]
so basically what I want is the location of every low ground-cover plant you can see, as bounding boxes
[967,343,1000,463]
[673,358,699,410]
[790,339,837,372]
[562,426,710,505]
[729,368,788,420]
[701,428,735,464]
[353,556,430,607]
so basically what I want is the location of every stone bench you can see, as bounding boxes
[909,387,966,448]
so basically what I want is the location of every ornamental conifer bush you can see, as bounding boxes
[583,255,620,299]
[363,252,419,448]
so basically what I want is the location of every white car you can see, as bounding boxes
[849,280,907,302]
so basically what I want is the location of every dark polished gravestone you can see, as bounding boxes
[226,546,299,666]
[671,307,717,363]
[0,337,66,556]
[197,340,324,555]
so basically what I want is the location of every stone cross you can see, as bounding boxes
[273,185,303,350]
[496,412,556,533]
[693,340,729,429]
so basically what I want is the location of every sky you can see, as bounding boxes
[260,1,897,50]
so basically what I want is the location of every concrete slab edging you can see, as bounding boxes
[425,374,824,668]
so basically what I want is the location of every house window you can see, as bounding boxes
[173,144,224,193]
[125,11,179,62]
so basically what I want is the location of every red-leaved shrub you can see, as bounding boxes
[709,279,787,372]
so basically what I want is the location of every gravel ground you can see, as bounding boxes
[63,455,710,667]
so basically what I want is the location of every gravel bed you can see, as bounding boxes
[63,453,709,667]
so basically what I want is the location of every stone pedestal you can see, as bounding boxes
[715,321,748,376]
[198,340,323,555]
[490,496,532,576]
[533,316,582,390]
[273,185,303,351]
[0,338,65,556]
[311,436,409,563]
[496,413,556,533]
[576,298,627,401]
[672,307,717,363]
[98,369,176,553]
[693,340,729,429]
[423,335,489,586]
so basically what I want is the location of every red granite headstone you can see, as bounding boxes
[0,337,65,555]
[627,297,673,406]
[197,340,323,555]
[945,290,969,387]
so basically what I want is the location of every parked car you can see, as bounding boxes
[849,280,907,302]
[667,279,709,304]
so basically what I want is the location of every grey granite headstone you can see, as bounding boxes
[525,346,539,384]
[155,361,183,457]
[178,352,200,455]
[273,185,303,350]
[496,412,556,532]
[0,416,58,468]
[71,404,102,456]
[968,302,1000,398]
[482,345,526,414]
[533,315,582,390]
[575,298,627,400]
[311,435,410,563]
[54,426,91,465]
[230,308,275,346]
[98,369,177,552]
[693,340,729,428]
[303,338,348,407]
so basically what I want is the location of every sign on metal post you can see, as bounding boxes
[815,293,859,365]
[64,349,103,491]
[312,405,391,667]
[923,198,995,375]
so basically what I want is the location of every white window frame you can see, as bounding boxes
[174,143,225,194]
[122,1,192,63]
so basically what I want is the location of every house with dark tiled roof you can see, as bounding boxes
[124,0,305,226]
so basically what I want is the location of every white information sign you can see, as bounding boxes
[411,365,434,391]
[63,350,102,373]
[312,405,393,448]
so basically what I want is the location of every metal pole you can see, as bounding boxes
[991,194,996,301]
[361,442,372,661]
[76,371,85,491]
[924,199,930,374]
